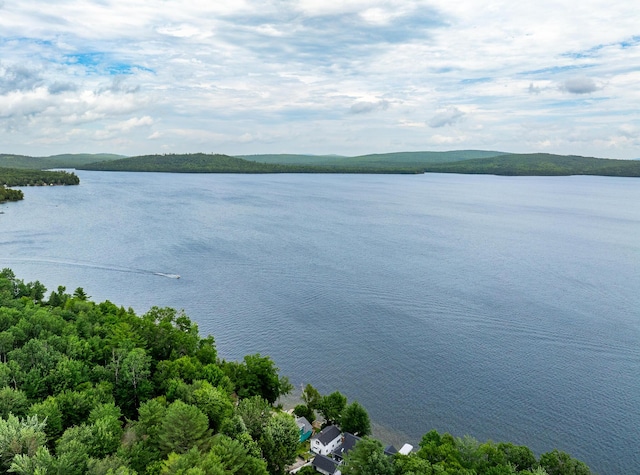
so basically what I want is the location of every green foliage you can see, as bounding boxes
[340,401,371,437]
[0,386,29,418]
[0,414,48,473]
[422,153,640,177]
[258,413,300,475]
[0,167,79,187]
[158,400,212,456]
[341,437,394,475]
[78,153,424,174]
[301,384,322,411]
[0,184,23,203]
[236,396,271,441]
[539,449,592,475]
[241,150,503,169]
[210,435,268,475]
[192,381,234,433]
[225,354,291,404]
[318,391,347,426]
[0,153,124,170]
[293,404,314,424]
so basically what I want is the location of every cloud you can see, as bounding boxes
[349,100,389,114]
[48,81,78,94]
[0,63,42,94]
[428,106,465,128]
[0,1,638,158]
[562,77,598,94]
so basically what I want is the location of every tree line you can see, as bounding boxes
[0,270,593,475]
[0,168,80,203]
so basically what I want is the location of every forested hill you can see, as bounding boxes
[4,149,640,176]
[239,150,507,168]
[0,153,125,170]
[0,269,595,475]
[421,153,640,176]
[78,153,424,173]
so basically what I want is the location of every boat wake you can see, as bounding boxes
[0,257,180,280]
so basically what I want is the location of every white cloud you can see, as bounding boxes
[0,0,638,158]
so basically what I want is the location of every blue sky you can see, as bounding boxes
[0,0,638,158]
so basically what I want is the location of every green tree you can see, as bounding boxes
[9,446,57,475]
[236,395,271,441]
[340,401,370,436]
[29,397,64,442]
[0,414,47,473]
[192,381,234,432]
[160,446,225,475]
[117,348,152,415]
[318,391,347,426]
[293,404,314,424]
[158,400,211,456]
[301,384,322,411]
[393,453,435,474]
[0,385,29,418]
[497,442,536,472]
[56,424,93,475]
[258,412,300,475]
[210,434,268,475]
[341,437,394,475]
[0,331,15,363]
[231,354,291,404]
[539,449,592,475]
[87,403,123,459]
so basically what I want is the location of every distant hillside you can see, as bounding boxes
[6,150,640,177]
[240,150,506,168]
[78,153,424,173]
[0,153,125,169]
[0,154,47,170]
[44,153,126,167]
[422,153,640,177]
[78,153,321,173]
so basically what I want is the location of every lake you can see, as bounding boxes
[1,171,639,474]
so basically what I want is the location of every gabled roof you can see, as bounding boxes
[312,454,339,474]
[296,416,313,434]
[312,425,342,445]
[332,432,361,459]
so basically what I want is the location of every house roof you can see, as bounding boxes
[384,445,398,456]
[398,443,414,455]
[312,425,342,445]
[312,454,339,474]
[332,432,361,458]
[296,416,313,434]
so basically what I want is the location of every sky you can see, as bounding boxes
[0,0,638,158]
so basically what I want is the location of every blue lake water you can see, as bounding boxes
[1,171,639,474]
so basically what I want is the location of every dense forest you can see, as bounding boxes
[78,152,640,177]
[0,185,23,203]
[420,153,640,177]
[0,270,593,475]
[0,168,80,187]
[3,150,640,177]
[0,168,79,203]
[78,153,422,174]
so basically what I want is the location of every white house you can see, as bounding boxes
[310,425,342,455]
